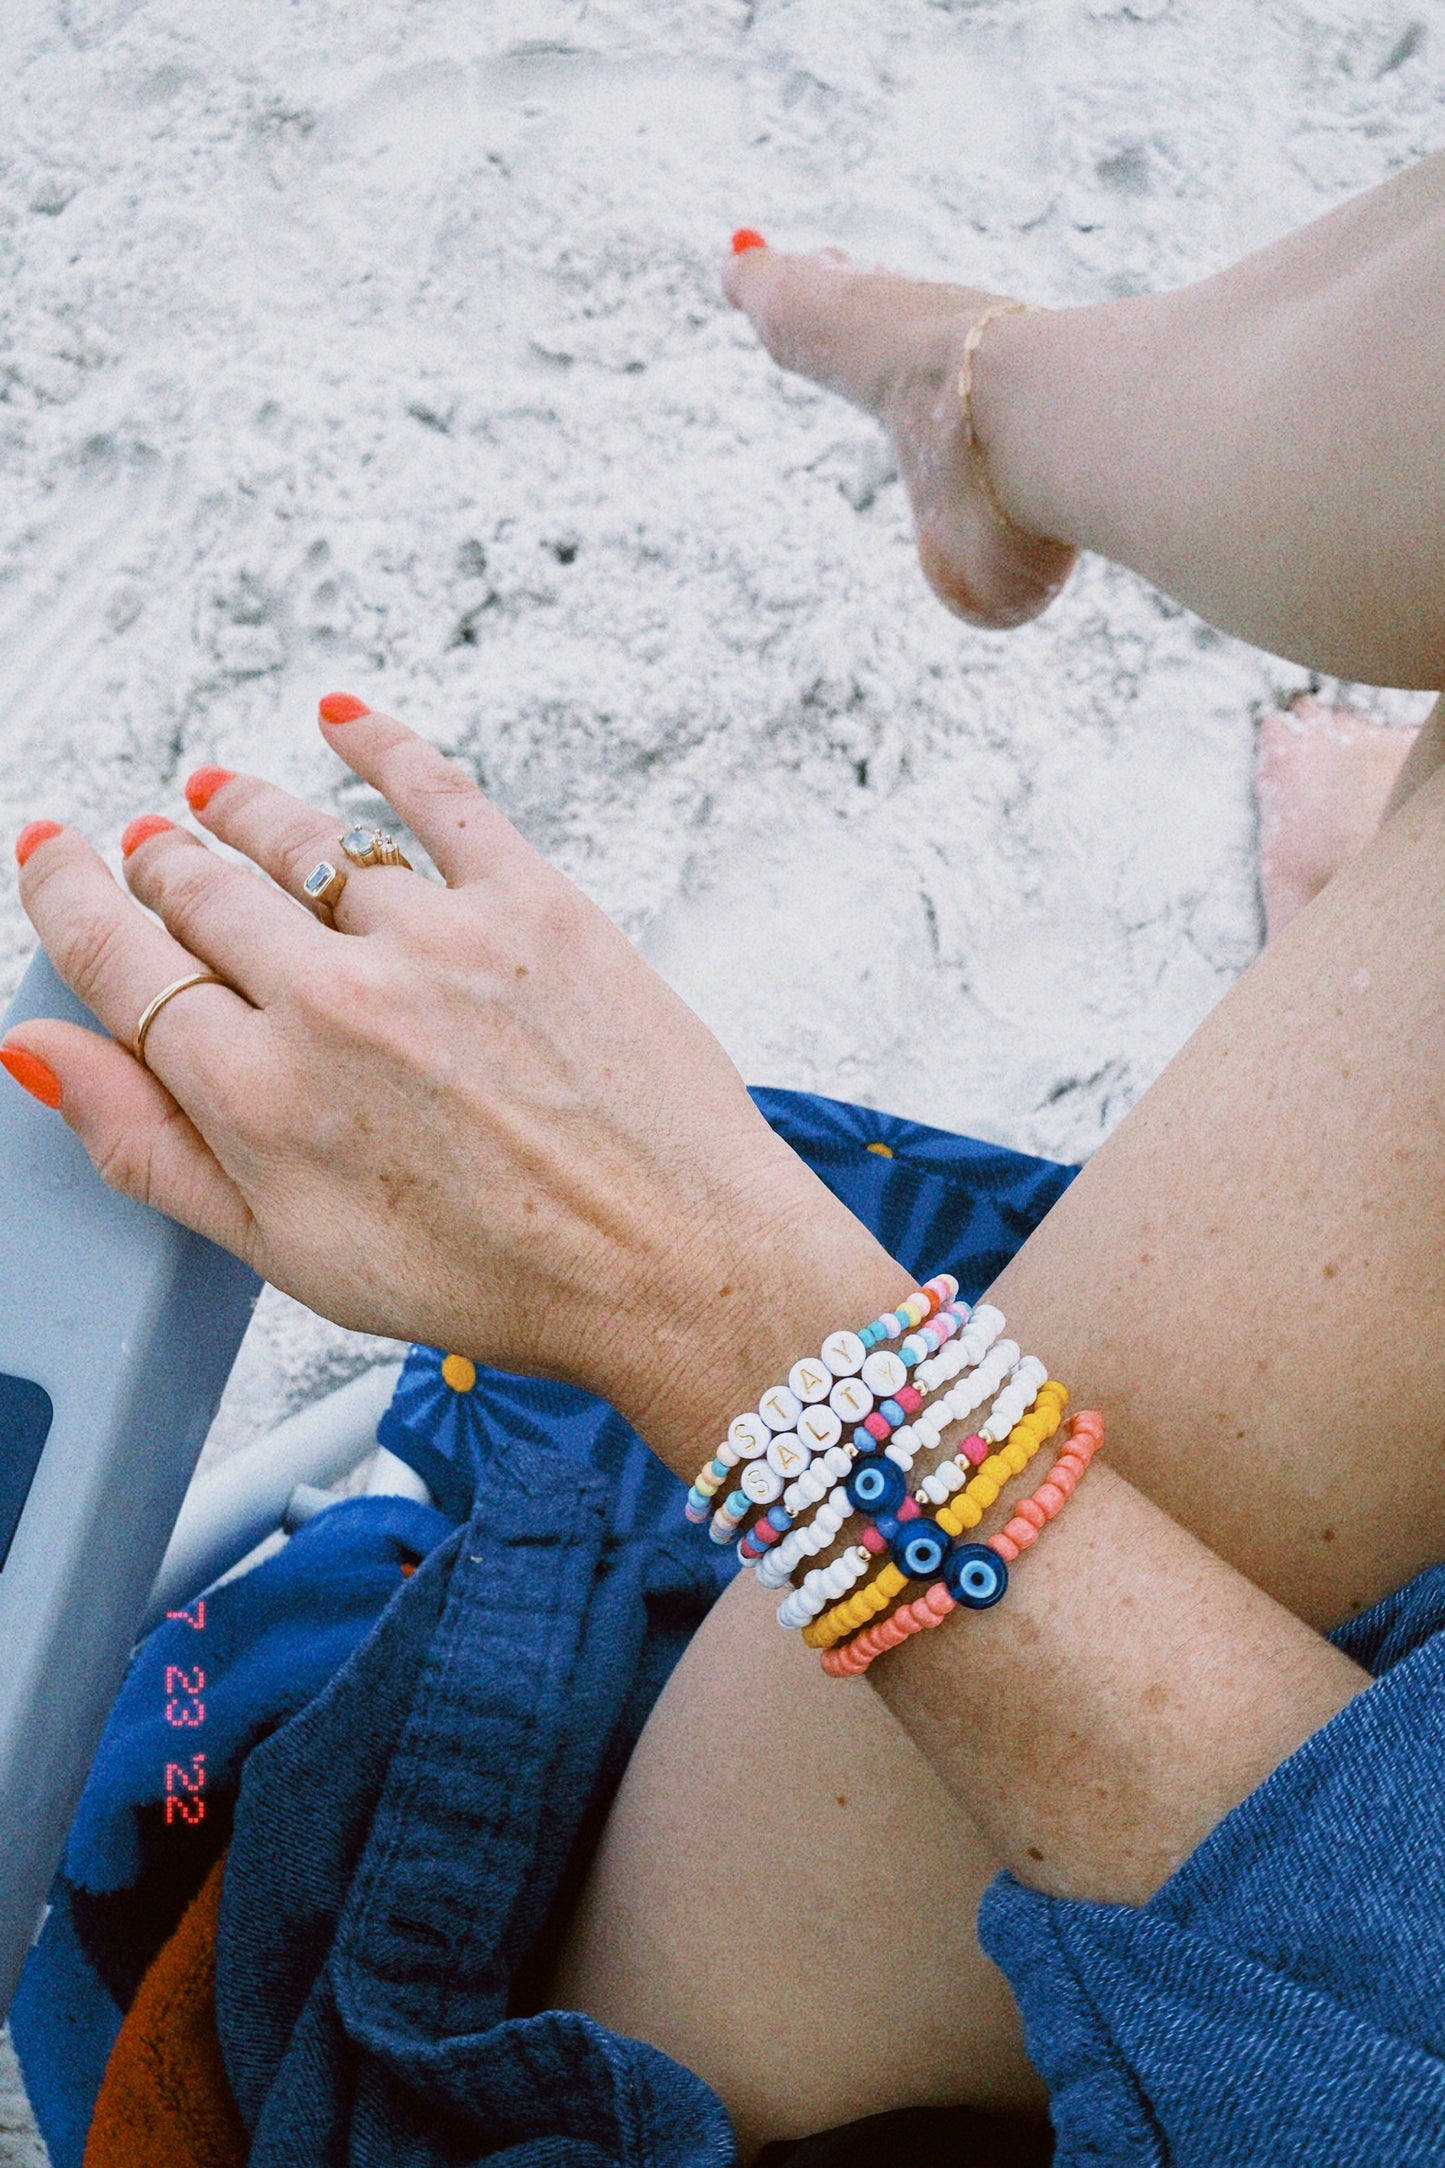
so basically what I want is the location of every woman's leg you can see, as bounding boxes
[725,151,1445,682]
[554,748,1445,2155]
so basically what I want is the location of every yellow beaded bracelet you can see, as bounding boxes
[802,1380,1069,1651]
[935,1380,1069,1537]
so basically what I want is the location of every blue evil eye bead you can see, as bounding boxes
[846,1456,906,1518]
[943,1543,1009,1610]
[892,1519,951,1579]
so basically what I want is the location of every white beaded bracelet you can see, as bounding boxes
[915,1357,1050,1504]
[776,1544,872,1627]
[896,1338,1021,1469]
[684,1275,959,1538]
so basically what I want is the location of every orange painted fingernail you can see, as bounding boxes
[15,821,63,868]
[319,693,370,724]
[731,228,767,254]
[121,814,175,859]
[184,767,235,813]
[0,1045,62,1110]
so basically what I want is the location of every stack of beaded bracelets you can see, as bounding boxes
[684,1274,966,1545]
[818,1410,1104,1676]
[684,1278,1102,1677]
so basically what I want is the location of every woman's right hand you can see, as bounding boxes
[4,700,907,1460]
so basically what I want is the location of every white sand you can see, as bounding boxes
[0,0,1439,2133]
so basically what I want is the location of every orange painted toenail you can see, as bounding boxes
[121,815,175,858]
[318,693,370,724]
[184,767,235,813]
[15,821,63,867]
[731,228,767,253]
[0,1045,62,1110]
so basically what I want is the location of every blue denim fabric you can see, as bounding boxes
[980,1567,1445,2165]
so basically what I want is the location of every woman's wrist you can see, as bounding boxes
[602,1147,917,1487]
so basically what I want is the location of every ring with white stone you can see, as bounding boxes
[339,825,412,871]
[301,859,347,927]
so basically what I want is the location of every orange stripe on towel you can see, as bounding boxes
[83,1847,248,2168]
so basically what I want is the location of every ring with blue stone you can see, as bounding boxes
[339,825,412,871]
[301,859,347,926]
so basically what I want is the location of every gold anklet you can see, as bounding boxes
[958,298,1039,544]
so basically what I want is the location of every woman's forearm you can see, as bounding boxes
[615,1193,1365,1909]
[977,156,1445,686]
[870,1459,1364,1905]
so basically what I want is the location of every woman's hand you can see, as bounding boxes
[4,700,893,1453]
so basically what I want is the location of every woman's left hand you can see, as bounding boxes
[4,700,875,1440]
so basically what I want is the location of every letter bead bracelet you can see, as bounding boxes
[684,1278,1102,1677]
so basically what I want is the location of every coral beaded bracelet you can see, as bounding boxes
[818,1410,1104,1676]
[801,1380,1070,1649]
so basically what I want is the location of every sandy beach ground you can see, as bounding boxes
[1,1,1440,2150]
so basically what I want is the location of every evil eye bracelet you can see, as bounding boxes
[802,1380,1070,1649]
[685,1275,961,1540]
[818,1411,1104,1676]
[772,1360,1056,1625]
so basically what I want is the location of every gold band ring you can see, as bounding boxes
[339,826,412,871]
[302,859,347,927]
[133,971,229,1069]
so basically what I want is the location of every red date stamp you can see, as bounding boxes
[163,1598,206,1825]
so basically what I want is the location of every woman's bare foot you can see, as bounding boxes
[1255,694,1418,940]
[723,238,1078,629]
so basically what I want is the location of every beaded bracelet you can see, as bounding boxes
[802,1381,1070,1649]
[770,1359,1056,1623]
[685,1275,961,1540]
[819,1411,1103,1676]
[752,1318,1043,1585]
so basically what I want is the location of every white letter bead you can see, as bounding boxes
[728,1411,771,1459]
[860,1349,907,1397]
[759,1385,803,1433]
[766,1433,810,1480]
[821,1329,866,1378]
[797,1403,843,1452]
[789,1357,834,1404]
[829,1376,874,1423]
[741,1459,784,1504]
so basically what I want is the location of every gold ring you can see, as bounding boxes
[339,826,412,871]
[302,860,347,927]
[133,971,229,1069]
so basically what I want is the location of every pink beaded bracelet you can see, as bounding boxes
[819,1409,1104,1678]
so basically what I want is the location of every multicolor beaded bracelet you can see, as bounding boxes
[768,1356,1056,1620]
[801,1380,1070,1649]
[818,1410,1104,1676]
[685,1275,962,1541]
